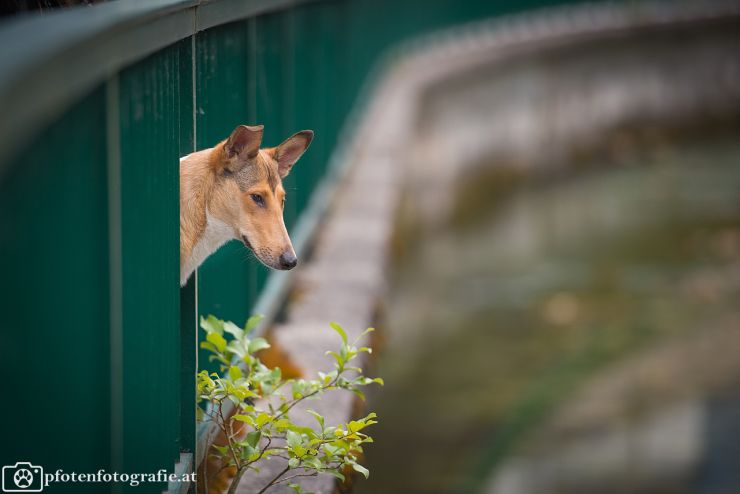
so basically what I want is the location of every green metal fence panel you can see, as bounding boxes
[117,42,187,490]
[194,19,260,341]
[177,35,198,468]
[343,0,575,95]
[0,88,111,491]
[289,2,331,216]
[256,11,299,228]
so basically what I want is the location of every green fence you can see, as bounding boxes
[0,0,567,492]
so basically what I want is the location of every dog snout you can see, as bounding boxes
[278,251,297,270]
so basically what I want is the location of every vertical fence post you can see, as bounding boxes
[106,73,124,494]
[179,32,198,461]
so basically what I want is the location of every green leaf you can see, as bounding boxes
[355,327,375,346]
[292,380,308,399]
[228,365,242,381]
[359,327,375,338]
[200,315,223,335]
[352,463,370,479]
[206,332,227,353]
[329,322,348,344]
[302,456,321,469]
[348,419,372,433]
[248,337,271,354]
[232,414,254,426]
[223,321,244,340]
[207,354,228,365]
[288,457,300,469]
[273,418,292,431]
[323,443,340,457]
[246,430,261,448]
[325,351,344,368]
[326,470,346,482]
[212,444,229,455]
[269,367,282,382]
[306,409,325,430]
[288,483,304,494]
[199,341,218,354]
[240,444,256,461]
[286,430,301,449]
[244,314,264,334]
[287,424,316,437]
[226,340,246,358]
[232,385,258,400]
[255,412,272,428]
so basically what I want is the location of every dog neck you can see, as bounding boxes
[180,207,233,285]
[179,147,234,286]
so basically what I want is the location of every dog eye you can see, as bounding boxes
[250,194,264,206]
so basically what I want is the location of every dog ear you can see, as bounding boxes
[273,130,313,178]
[222,125,264,170]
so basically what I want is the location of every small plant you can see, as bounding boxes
[197,315,383,494]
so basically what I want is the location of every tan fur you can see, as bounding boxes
[180,125,313,285]
[199,415,247,494]
[180,147,215,267]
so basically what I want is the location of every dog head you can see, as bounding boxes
[208,124,313,270]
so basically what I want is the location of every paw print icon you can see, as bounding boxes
[2,462,44,492]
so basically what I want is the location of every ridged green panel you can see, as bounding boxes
[287,2,331,215]
[177,36,198,459]
[322,2,351,153]
[117,41,187,489]
[344,0,574,101]
[195,21,260,348]
[255,12,295,227]
[0,88,110,491]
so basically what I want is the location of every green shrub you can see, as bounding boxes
[197,315,383,494]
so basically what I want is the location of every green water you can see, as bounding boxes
[356,135,740,494]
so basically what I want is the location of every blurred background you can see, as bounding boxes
[354,4,740,494]
[1,1,739,494]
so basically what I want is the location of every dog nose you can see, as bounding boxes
[279,251,297,270]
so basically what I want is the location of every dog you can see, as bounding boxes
[179,124,313,285]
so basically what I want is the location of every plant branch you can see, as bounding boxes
[256,465,290,494]
[273,377,339,422]
[274,472,319,484]
[226,466,247,494]
[217,399,243,471]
